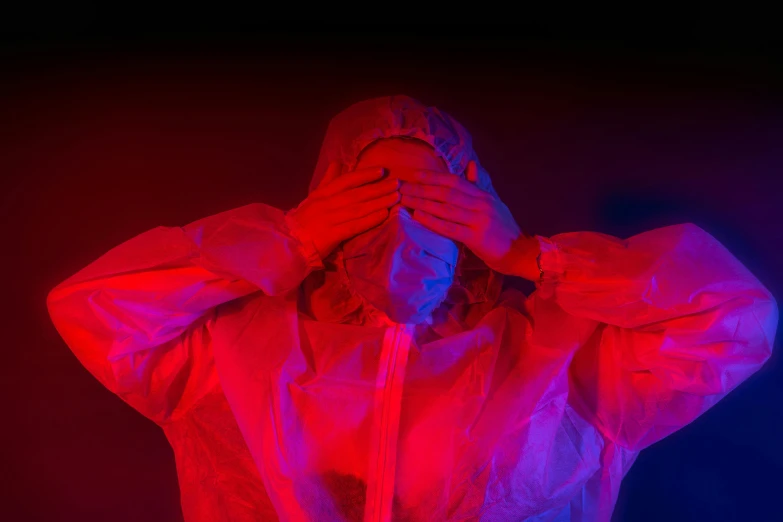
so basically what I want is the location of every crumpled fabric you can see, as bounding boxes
[47,95,779,521]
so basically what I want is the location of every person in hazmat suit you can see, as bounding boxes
[47,95,779,522]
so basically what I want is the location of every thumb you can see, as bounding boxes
[466,161,479,184]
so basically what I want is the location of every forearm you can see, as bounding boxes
[530,223,777,328]
[47,203,323,356]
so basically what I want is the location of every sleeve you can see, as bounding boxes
[46,203,323,424]
[532,223,779,451]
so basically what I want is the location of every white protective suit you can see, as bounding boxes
[47,95,779,521]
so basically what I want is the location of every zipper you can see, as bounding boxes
[364,323,413,522]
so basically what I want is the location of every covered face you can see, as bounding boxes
[343,138,458,324]
[305,95,502,327]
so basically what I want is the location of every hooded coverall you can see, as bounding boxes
[47,95,779,521]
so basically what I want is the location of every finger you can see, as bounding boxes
[318,166,386,197]
[466,161,479,184]
[401,194,476,225]
[412,210,471,243]
[333,191,401,224]
[410,169,488,199]
[336,208,389,239]
[399,183,485,211]
[334,177,400,205]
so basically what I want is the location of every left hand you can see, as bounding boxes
[400,161,540,279]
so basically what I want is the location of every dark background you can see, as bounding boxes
[2,26,782,521]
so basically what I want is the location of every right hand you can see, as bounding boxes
[288,162,400,260]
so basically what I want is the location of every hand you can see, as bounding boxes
[400,161,540,279]
[289,162,401,260]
